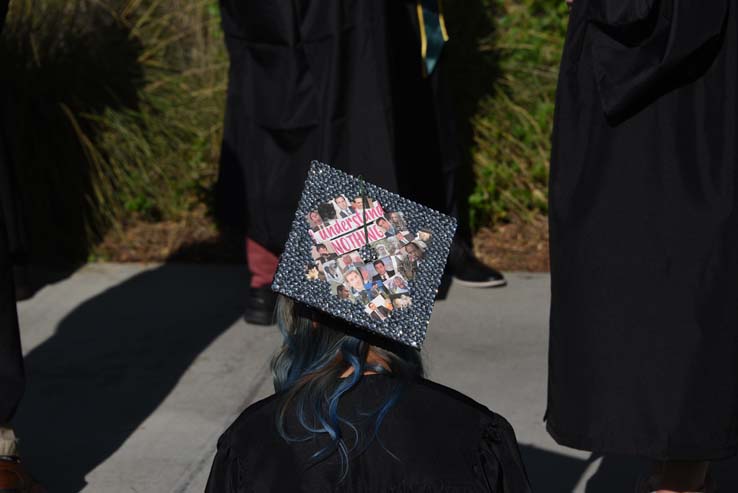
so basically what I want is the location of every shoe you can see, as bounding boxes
[447,240,507,288]
[0,457,45,493]
[244,286,277,325]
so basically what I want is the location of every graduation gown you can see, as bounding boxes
[547,0,738,460]
[215,1,462,253]
[205,376,532,492]
[0,0,25,424]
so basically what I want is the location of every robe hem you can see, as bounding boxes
[546,418,737,462]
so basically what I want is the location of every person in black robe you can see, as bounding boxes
[205,297,531,492]
[0,2,42,490]
[548,0,735,490]
[216,0,507,325]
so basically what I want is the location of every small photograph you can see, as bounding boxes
[380,293,395,313]
[365,279,390,300]
[339,251,364,272]
[355,290,371,305]
[342,267,367,296]
[394,251,418,281]
[313,243,338,263]
[386,274,409,294]
[333,194,356,219]
[391,293,412,310]
[386,237,401,255]
[370,257,396,283]
[334,283,355,302]
[306,262,325,281]
[322,260,343,284]
[374,216,396,238]
[370,238,396,258]
[351,195,375,212]
[317,201,338,225]
[370,236,403,257]
[395,230,414,245]
[373,242,391,258]
[404,241,425,262]
[365,295,391,321]
[387,211,408,231]
[415,228,432,244]
[307,210,326,231]
[358,266,374,289]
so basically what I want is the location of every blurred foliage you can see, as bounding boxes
[1,0,565,264]
[1,0,226,264]
[466,0,568,227]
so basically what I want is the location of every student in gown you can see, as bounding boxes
[215,0,507,326]
[548,1,736,491]
[206,165,530,492]
[205,294,531,492]
[0,3,43,490]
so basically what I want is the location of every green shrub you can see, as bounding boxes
[466,0,568,228]
[1,0,564,264]
[2,0,226,263]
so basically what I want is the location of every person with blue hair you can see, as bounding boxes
[205,296,531,492]
[206,164,531,492]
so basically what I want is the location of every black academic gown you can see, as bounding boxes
[215,1,463,253]
[547,0,738,460]
[205,376,531,492]
[0,0,25,424]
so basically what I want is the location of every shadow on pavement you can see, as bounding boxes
[522,448,738,493]
[14,264,248,492]
[584,454,648,492]
[710,455,738,492]
[520,445,591,492]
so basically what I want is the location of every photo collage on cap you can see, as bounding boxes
[305,194,432,321]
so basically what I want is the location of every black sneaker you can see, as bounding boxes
[448,241,507,288]
[244,286,277,325]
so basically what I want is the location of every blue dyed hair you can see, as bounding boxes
[271,296,424,481]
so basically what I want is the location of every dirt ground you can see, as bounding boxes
[94,212,550,272]
[473,217,549,272]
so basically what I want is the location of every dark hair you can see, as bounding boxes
[317,244,328,251]
[406,242,424,259]
[318,202,337,221]
[373,259,385,268]
[271,297,423,481]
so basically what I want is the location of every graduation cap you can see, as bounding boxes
[272,161,457,348]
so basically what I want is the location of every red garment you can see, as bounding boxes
[246,238,278,288]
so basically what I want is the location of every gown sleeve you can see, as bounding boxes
[584,0,729,121]
[204,439,245,493]
[477,415,532,493]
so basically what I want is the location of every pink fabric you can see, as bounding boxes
[246,238,279,288]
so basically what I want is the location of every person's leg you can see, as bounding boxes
[0,170,24,438]
[243,238,279,325]
[427,53,506,288]
[0,176,43,493]
[0,427,18,457]
[386,1,505,288]
[246,238,279,289]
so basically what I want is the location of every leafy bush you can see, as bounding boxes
[1,0,565,264]
[465,0,568,227]
[2,0,226,263]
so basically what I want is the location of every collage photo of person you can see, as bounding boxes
[305,195,431,320]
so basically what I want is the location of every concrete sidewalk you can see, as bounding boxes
[13,264,738,492]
